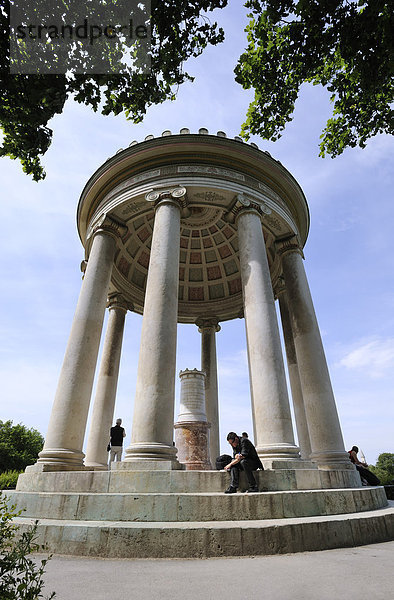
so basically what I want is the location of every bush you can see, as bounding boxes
[0,491,55,599]
[0,421,44,473]
[369,453,394,486]
[0,471,22,490]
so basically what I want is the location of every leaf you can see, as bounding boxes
[236,0,394,156]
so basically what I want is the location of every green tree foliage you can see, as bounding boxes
[0,471,23,490]
[0,421,44,473]
[369,453,394,485]
[0,0,227,180]
[0,492,55,599]
[235,1,394,156]
[2,1,392,178]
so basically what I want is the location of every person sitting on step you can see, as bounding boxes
[224,431,263,494]
[348,445,380,486]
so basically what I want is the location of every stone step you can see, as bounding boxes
[12,503,394,558]
[16,467,358,494]
[5,487,387,523]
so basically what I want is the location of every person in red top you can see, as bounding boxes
[349,445,368,467]
[348,445,380,486]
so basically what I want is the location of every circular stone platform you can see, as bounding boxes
[6,470,393,558]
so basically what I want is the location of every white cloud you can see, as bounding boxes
[218,349,248,379]
[0,360,59,436]
[338,338,394,378]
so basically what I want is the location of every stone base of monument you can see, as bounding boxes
[5,468,394,558]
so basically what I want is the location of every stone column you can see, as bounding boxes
[34,215,125,471]
[174,369,211,470]
[277,236,352,470]
[196,317,220,464]
[84,294,130,469]
[235,195,299,462]
[124,187,187,467]
[276,283,312,460]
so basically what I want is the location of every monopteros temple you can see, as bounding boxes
[8,130,393,557]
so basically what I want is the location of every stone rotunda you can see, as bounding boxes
[8,129,393,558]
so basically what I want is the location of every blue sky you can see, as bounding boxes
[1,3,393,464]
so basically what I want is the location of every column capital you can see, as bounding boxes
[107,293,133,313]
[224,193,271,224]
[275,235,304,259]
[145,186,189,215]
[87,214,128,243]
[195,316,221,333]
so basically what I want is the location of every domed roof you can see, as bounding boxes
[78,130,309,323]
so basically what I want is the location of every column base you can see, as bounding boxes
[29,448,86,472]
[311,450,355,470]
[26,463,90,473]
[123,442,181,469]
[257,443,301,461]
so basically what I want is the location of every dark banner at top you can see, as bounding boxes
[9,0,151,74]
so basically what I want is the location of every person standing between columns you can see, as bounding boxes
[32,214,126,471]
[277,235,353,470]
[108,418,126,464]
[232,194,300,462]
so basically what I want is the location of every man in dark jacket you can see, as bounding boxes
[224,432,263,493]
[108,418,126,465]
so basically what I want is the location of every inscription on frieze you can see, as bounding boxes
[131,169,161,184]
[193,191,226,204]
[160,166,177,176]
[177,165,245,181]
